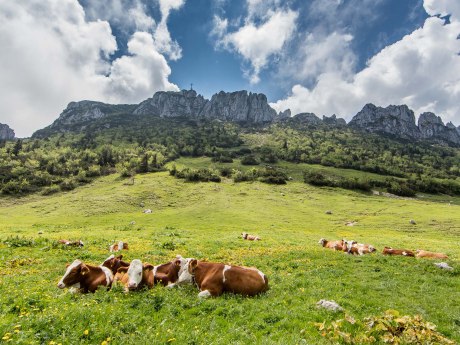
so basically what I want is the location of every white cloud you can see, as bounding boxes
[272,0,460,125]
[107,32,179,102]
[0,0,179,137]
[217,6,298,84]
[154,0,185,60]
[82,0,155,32]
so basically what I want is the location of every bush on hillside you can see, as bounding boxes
[174,168,221,183]
[241,155,260,165]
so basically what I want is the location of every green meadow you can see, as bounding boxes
[0,160,459,344]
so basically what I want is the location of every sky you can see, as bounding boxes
[0,0,460,137]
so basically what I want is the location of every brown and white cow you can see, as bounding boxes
[58,239,84,247]
[152,259,182,286]
[114,259,154,292]
[174,259,269,298]
[242,233,260,241]
[415,250,448,259]
[382,247,415,257]
[319,238,345,251]
[57,259,113,293]
[109,241,129,252]
[344,240,376,255]
[101,254,130,275]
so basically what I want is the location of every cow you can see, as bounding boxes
[109,241,129,252]
[58,239,84,247]
[114,259,154,292]
[242,232,260,241]
[57,259,113,293]
[415,250,448,259]
[152,259,182,286]
[101,254,130,275]
[173,258,269,298]
[318,238,345,251]
[382,247,415,257]
[344,240,376,255]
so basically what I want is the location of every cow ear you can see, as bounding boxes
[174,259,181,267]
[65,263,70,268]
[81,264,90,275]
[117,267,128,274]
[190,259,198,272]
[116,255,123,260]
[144,263,154,271]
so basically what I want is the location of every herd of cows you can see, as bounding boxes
[57,240,269,297]
[56,236,449,297]
[319,238,449,258]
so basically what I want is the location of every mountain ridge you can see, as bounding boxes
[33,89,460,146]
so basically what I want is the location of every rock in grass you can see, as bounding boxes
[325,210,333,215]
[410,219,416,225]
[143,209,152,214]
[435,262,453,270]
[316,299,343,312]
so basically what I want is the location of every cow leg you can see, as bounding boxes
[198,290,212,298]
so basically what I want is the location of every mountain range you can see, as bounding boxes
[5,89,460,146]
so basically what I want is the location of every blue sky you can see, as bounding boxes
[0,0,459,137]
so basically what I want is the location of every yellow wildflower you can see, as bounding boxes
[83,329,89,336]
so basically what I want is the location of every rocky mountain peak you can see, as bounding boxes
[0,123,15,140]
[349,103,421,139]
[418,112,460,145]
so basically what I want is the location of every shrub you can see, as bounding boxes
[174,168,221,183]
[219,167,233,177]
[241,155,260,165]
[387,182,417,197]
[59,178,77,191]
[315,310,454,344]
[41,185,60,196]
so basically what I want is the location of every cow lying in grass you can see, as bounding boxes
[57,259,113,293]
[382,247,415,257]
[109,241,129,252]
[101,254,130,275]
[242,233,260,241]
[415,250,448,259]
[58,239,84,247]
[115,257,183,292]
[318,238,345,251]
[114,259,154,291]
[172,258,269,298]
[343,240,376,255]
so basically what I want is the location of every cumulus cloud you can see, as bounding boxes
[0,0,179,137]
[215,5,298,84]
[154,0,185,60]
[272,0,460,125]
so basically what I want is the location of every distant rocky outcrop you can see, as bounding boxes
[291,112,323,125]
[418,112,460,145]
[0,123,15,140]
[349,104,421,139]
[133,90,207,118]
[323,114,346,126]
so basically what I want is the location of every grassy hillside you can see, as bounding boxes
[0,169,459,344]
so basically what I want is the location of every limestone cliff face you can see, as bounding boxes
[349,104,421,139]
[200,91,276,122]
[0,123,15,140]
[418,112,460,145]
[133,90,207,118]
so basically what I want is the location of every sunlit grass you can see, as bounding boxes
[0,164,459,344]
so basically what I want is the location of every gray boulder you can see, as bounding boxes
[274,109,291,122]
[0,123,15,140]
[292,112,322,125]
[349,104,421,139]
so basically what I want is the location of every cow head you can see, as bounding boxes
[345,240,356,252]
[126,259,153,290]
[242,233,248,239]
[175,256,195,285]
[57,259,88,288]
[78,240,84,247]
[318,238,326,246]
[102,254,127,274]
